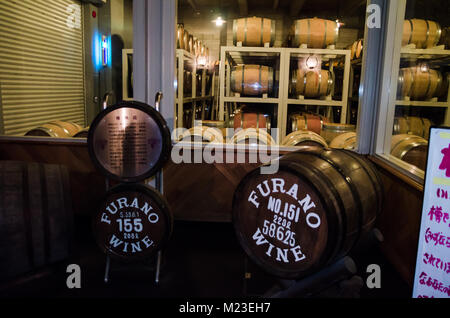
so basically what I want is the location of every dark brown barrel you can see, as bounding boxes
[234,112,271,130]
[0,161,73,281]
[232,147,382,279]
[93,183,173,261]
[391,134,428,170]
[233,17,275,47]
[25,121,82,138]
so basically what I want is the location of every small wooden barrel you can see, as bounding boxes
[233,17,275,47]
[179,126,224,143]
[397,67,442,100]
[329,132,357,150]
[25,121,82,138]
[234,112,271,130]
[290,69,333,98]
[0,161,73,281]
[391,134,428,170]
[231,64,274,96]
[282,130,328,148]
[231,128,275,145]
[438,26,450,49]
[321,123,356,144]
[402,19,441,48]
[393,116,432,139]
[290,113,328,135]
[232,147,382,278]
[73,127,89,138]
[183,30,190,51]
[177,24,186,50]
[355,39,363,59]
[291,18,339,48]
[188,34,194,53]
[93,183,173,261]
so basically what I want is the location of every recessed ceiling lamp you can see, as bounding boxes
[212,16,226,27]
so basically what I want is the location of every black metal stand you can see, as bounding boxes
[103,92,166,286]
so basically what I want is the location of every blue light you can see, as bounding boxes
[93,32,111,71]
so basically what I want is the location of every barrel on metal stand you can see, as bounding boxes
[0,161,73,281]
[291,18,339,48]
[290,69,334,98]
[234,112,271,130]
[231,65,274,96]
[391,134,428,170]
[232,146,383,279]
[402,19,441,48]
[233,17,275,47]
[25,121,82,138]
[282,131,328,147]
[321,123,356,144]
[177,24,186,50]
[93,183,173,262]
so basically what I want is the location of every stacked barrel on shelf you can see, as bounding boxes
[397,66,445,101]
[177,24,211,64]
[402,19,441,49]
[25,121,84,138]
[289,18,339,48]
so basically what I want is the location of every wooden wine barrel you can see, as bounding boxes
[231,128,275,145]
[329,132,357,150]
[179,126,224,143]
[391,134,428,170]
[290,69,333,98]
[438,26,450,49]
[350,41,357,60]
[402,19,441,49]
[321,123,356,144]
[355,39,363,59]
[231,65,273,96]
[93,183,173,261]
[282,130,328,147]
[25,121,82,138]
[291,18,339,48]
[233,17,275,47]
[393,116,432,139]
[177,24,186,50]
[234,112,271,130]
[73,127,89,138]
[290,113,328,135]
[232,147,383,279]
[188,34,194,53]
[0,161,73,281]
[397,67,442,100]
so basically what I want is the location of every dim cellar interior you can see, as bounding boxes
[0,0,449,299]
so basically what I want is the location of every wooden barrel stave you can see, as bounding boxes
[0,161,73,281]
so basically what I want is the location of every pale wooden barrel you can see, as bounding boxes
[282,130,328,147]
[391,134,428,170]
[234,112,271,130]
[290,69,333,98]
[231,128,275,145]
[25,121,82,138]
[393,116,432,139]
[329,132,357,150]
[398,67,442,100]
[402,19,441,48]
[355,39,363,59]
[179,126,224,143]
[321,123,356,144]
[289,113,328,135]
[292,18,339,48]
[188,34,194,53]
[177,24,186,50]
[231,64,273,96]
[233,17,275,47]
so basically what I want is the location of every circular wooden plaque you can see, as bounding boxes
[93,183,173,261]
[88,101,171,182]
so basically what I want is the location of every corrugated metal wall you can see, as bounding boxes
[0,0,85,136]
